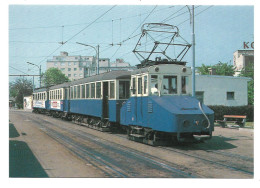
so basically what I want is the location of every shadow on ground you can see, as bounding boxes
[9,140,48,177]
[9,123,20,138]
[9,122,48,177]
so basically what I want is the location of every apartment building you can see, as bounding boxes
[46,51,96,81]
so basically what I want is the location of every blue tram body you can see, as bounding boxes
[121,95,214,134]
[32,64,214,144]
[120,63,214,142]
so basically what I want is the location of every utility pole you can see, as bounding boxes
[97,45,100,75]
[191,5,196,97]
[39,65,41,88]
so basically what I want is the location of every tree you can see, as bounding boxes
[197,64,211,75]
[240,62,254,105]
[197,62,235,76]
[42,68,69,87]
[9,78,33,109]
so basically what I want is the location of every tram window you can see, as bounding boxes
[74,86,77,99]
[138,77,142,95]
[143,75,148,94]
[77,85,80,99]
[119,81,130,99]
[60,89,62,99]
[109,81,115,99]
[54,90,56,100]
[91,83,95,98]
[150,75,158,95]
[86,84,90,98]
[162,75,177,94]
[182,76,189,94]
[132,77,136,95]
[57,90,60,100]
[70,87,73,99]
[96,82,101,98]
[81,85,85,98]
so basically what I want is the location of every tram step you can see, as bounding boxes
[129,134,145,138]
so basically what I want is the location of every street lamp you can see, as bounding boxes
[76,42,100,75]
[27,62,41,88]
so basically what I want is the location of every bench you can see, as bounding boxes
[215,115,247,128]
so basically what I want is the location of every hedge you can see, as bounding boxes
[208,105,254,122]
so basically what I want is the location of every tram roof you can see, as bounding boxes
[49,70,131,89]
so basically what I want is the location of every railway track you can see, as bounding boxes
[27,113,197,178]
[158,146,253,176]
[16,111,253,178]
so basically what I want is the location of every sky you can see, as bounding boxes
[9,3,254,87]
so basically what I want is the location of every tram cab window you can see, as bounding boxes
[162,75,177,94]
[138,77,142,95]
[119,81,130,99]
[181,76,189,94]
[131,78,136,95]
[150,75,158,96]
[143,75,148,94]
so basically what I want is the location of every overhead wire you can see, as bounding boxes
[118,5,213,61]
[9,6,174,31]
[27,5,116,74]
[109,5,158,60]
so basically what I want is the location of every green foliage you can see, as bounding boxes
[209,105,254,122]
[42,68,69,87]
[9,78,33,109]
[197,62,235,76]
[197,64,211,75]
[240,61,254,105]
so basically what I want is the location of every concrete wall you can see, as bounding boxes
[196,75,250,106]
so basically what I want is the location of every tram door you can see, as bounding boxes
[102,82,109,119]
[136,75,143,125]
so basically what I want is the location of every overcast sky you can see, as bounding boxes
[9,4,254,85]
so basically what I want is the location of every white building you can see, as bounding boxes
[196,75,251,106]
[233,50,254,76]
[47,51,96,81]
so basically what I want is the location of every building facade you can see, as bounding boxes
[46,51,96,81]
[47,52,136,80]
[233,50,254,76]
[196,75,251,106]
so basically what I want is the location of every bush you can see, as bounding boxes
[208,105,254,122]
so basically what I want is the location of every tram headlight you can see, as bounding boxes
[183,120,190,127]
[202,120,208,128]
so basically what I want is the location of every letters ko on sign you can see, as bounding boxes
[243,42,254,49]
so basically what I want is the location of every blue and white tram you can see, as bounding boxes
[120,62,214,144]
[67,70,131,130]
[32,87,48,113]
